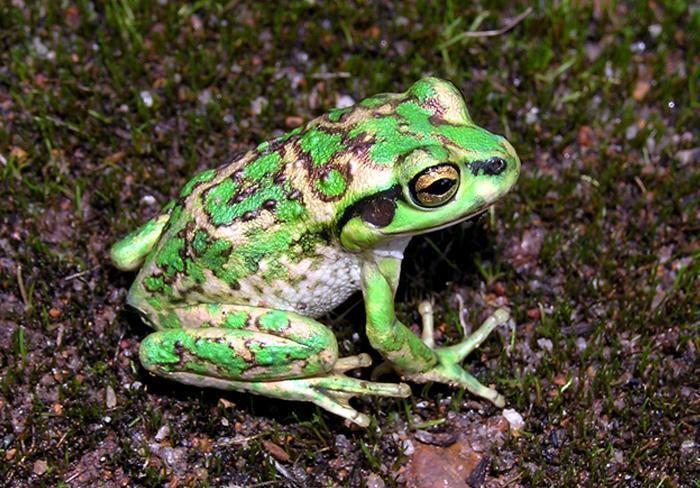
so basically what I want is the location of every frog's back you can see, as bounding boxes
[128,133,366,320]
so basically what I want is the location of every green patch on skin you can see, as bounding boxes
[302,361,322,374]
[204,178,239,225]
[140,333,181,366]
[155,237,185,277]
[244,152,281,181]
[235,229,294,276]
[144,293,162,309]
[360,95,388,107]
[199,239,232,271]
[248,340,309,367]
[180,169,217,198]
[193,238,248,287]
[408,79,437,102]
[197,228,296,288]
[298,232,322,256]
[350,116,427,164]
[158,311,182,329]
[258,310,289,332]
[396,101,434,133]
[194,340,249,377]
[192,229,209,254]
[143,329,254,377]
[276,198,306,222]
[182,361,210,375]
[437,125,503,153]
[299,128,344,166]
[288,329,329,354]
[315,169,346,197]
[262,262,289,281]
[327,106,352,122]
[224,311,248,329]
[144,275,164,292]
[161,200,177,213]
[207,182,298,226]
[186,259,206,283]
[427,145,449,161]
[347,100,444,164]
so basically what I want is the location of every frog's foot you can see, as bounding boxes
[266,372,411,427]
[271,353,409,427]
[167,364,410,427]
[409,303,510,407]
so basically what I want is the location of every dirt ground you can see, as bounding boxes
[1,1,698,486]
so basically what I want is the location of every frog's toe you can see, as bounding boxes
[333,353,372,373]
[301,375,410,426]
[306,389,372,427]
[310,374,411,398]
[439,307,510,363]
[409,360,505,407]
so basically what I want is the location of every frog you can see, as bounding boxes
[111,77,520,427]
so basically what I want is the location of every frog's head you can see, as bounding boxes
[339,77,520,252]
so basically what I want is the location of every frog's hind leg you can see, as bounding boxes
[139,304,410,426]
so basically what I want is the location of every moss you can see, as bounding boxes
[2,1,697,486]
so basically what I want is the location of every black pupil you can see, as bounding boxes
[422,178,455,195]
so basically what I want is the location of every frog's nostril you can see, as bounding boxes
[469,157,508,176]
[483,157,507,176]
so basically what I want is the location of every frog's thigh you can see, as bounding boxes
[140,305,338,382]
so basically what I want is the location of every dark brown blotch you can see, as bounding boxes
[337,185,402,230]
[360,196,396,227]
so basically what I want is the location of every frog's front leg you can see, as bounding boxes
[139,305,410,426]
[361,255,507,407]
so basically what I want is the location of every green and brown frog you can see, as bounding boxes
[111,78,520,426]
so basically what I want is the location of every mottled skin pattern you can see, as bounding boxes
[111,78,521,426]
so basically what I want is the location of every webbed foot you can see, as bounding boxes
[407,303,509,407]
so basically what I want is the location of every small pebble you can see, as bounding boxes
[33,460,48,476]
[105,385,117,409]
[681,440,695,452]
[155,425,170,442]
[250,96,268,115]
[401,438,415,456]
[140,195,157,206]
[140,90,154,107]
[365,473,385,488]
[502,408,525,432]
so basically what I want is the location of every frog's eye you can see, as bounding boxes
[409,164,460,208]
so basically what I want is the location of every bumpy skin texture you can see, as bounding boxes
[111,78,520,426]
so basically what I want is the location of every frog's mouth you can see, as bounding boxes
[386,205,491,237]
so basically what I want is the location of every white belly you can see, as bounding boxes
[236,244,363,318]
